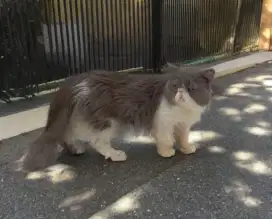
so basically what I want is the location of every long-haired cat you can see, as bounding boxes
[18,64,219,172]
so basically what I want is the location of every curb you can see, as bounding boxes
[212,51,272,79]
[214,63,256,78]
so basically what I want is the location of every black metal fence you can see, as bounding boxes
[161,0,263,63]
[0,0,263,102]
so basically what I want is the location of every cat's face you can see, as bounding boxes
[164,69,215,107]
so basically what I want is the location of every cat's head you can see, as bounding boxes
[163,62,223,96]
[164,67,216,109]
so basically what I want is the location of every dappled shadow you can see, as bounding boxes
[1,63,272,218]
[1,130,188,218]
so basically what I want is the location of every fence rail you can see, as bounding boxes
[0,0,263,102]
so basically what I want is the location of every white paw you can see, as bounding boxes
[157,148,176,158]
[109,150,127,162]
[180,144,196,155]
[73,146,86,155]
[69,144,86,155]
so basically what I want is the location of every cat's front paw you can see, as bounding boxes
[110,150,127,162]
[66,143,86,155]
[180,144,196,155]
[157,148,176,158]
[72,146,86,155]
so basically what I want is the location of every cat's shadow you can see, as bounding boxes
[16,138,195,216]
[38,140,192,214]
[58,139,190,168]
[58,140,186,170]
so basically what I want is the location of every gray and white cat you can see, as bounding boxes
[19,64,220,172]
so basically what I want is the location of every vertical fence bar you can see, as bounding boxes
[94,0,102,68]
[52,0,60,63]
[57,0,66,63]
[74,0,82,73]
[119,0,125,70]
[0,6,8,100]
[184,0,189,60]
[85,0,92,70]
[147,0,153,68]
[140,1,145,68]
[136,1,142,68]
[131,0,137,67]
[123,0,130,69]
[109,0,115,70]
[99,0,108,69]
[43,0,54,64]
[22,0,35,95]
[128,0,133,68]
[90,1,97,69]
[63,0,72,74]
[176,0,182,61]
[112,0,119,70]
[69,0,77,72]
[232,0,243,53]
[143,0,149,68]
[152,0,162,72]
[80,0,88,72]
[103,0,111,70]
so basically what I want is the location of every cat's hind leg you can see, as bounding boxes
[63,126,86,156]
[92,140,127,162]
[74,119,127,161]
[89,126,127,162]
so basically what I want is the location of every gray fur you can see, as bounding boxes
[19,65,219,172]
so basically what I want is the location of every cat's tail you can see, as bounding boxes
[45,86,73,132]
[16,87,74,173]
[15,131,64,173]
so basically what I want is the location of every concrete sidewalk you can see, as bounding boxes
[0,62,272,219]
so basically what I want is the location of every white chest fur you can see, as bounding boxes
[153,96,206,132]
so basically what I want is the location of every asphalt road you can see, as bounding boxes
[0,63,272,219]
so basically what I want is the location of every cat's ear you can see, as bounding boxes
[201,68,215,81]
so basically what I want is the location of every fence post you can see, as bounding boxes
[232,0,243,53]
[152,0,162,72]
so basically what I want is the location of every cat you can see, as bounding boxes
[18,64,220,172]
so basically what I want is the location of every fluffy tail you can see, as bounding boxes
[18,87,74,172]
[16,132,63,172]
[45,86,73,131]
